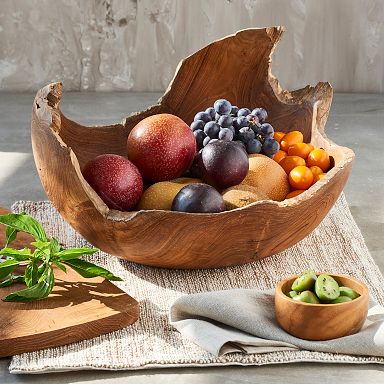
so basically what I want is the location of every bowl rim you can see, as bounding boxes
[275,272,369,307]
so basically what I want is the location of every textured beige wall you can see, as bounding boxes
[0,0,383,92]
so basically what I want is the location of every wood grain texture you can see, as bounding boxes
[31,27,355,269]
[275,274,369,341]
[0,207,139,358]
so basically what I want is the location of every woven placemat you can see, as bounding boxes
[9,193,384,373]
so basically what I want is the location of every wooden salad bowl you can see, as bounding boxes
[31,27,354,269]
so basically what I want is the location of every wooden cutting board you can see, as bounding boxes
[0,207,139,357]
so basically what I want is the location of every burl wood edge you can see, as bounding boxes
[31,27,355,269]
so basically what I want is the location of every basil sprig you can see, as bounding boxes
[0,212,122,302]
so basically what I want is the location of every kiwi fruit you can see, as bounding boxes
[137,178,201,210]
[240,154,290,201]
[221,185,269,210]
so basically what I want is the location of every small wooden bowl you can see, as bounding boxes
[275,273,369,340]
[31,27,354,269]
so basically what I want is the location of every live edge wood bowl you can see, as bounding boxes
[31,27,354,269]
[275,274,369,340]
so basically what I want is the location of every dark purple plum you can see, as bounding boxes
[171,183,226,213]
[198,140,248,189]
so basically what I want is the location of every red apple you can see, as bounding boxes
[127,113,196,182]
[82,154,143,211]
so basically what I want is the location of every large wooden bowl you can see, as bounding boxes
[31,27,354,269]
[275,273,369,340]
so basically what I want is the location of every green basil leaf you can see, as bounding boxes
[50,237,62,254]
[31,241,50,249]
[25,260,39,287]
[0,275,24,287]
[0,213,47,242]
[0,247,32,261]
[57,247,98,261]
[37,262,46,274]
[0,259,20,279]
[3,265,55,302]
[63,259,122,281]
[0,277,13,287]
[5,226,18,246]
[53,261,67,273]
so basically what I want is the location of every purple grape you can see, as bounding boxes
[246,114,260,126]
[204,121,220,139]
[263,137,280,156]
[194,111,211,123]
[193,129,206,149]
[218,127,234,141]
[230,105,239,116]
[227,125,236,135]
[210,138,219,144]
[237,108,251,117]
[205,107,216,120]
[218,114,233,128]
[259,123,274,137]
[246,138,262,154]
[203,136,211,147]
[252,108,268,123]
[250,124,260,135]
[238,126,255,143]
[214,99,232,115]
[190,120,205,132]
[234,116,249,130]
[233,119,240,130]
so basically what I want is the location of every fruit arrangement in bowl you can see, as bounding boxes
[30,27,354,269]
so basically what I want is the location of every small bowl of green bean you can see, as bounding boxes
[275,269,369,340]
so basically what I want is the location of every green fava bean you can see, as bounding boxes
[314,274,340,301]
[330,296,352,304]
[292,290,320,304]
[291,269,317,292]
[339,286,360,300]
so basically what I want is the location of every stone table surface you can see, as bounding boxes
[0,91,383,383]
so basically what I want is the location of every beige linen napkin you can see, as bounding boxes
[170,289,384,357]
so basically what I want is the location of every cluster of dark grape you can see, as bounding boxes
[190,99,280,157]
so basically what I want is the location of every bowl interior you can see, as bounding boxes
[59,94,318,172]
